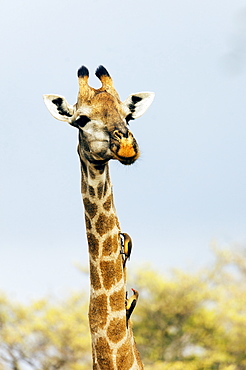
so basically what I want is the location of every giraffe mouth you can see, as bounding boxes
[115,153,140,165]
[111,144,140,165]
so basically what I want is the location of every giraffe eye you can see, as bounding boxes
[75,115,91,128]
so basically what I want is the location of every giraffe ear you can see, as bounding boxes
[123,92,155,120]
[43,94,75,122]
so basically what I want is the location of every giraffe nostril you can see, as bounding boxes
[113,130,122,140]
[113,129,129,140]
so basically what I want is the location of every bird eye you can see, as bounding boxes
[74,115,91,127]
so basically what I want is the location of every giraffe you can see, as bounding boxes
[43,65,154,370]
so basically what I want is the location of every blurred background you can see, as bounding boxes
[1,0,246,303]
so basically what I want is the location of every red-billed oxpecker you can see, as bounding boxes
[126,288,139,328]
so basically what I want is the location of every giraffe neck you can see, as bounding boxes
[80,159,144,370]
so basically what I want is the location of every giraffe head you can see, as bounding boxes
[44,65,154,165]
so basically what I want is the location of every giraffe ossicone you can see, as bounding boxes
[44,65,154,370]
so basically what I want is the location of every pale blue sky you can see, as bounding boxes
[1,0,246,301]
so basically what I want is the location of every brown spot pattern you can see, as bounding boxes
[89,262,101,290]
[87,233,99,259]
[85,215,92,230]
[89,185,96,197]
[107,317,126,343]
[84,198,97,219]
[115,216,120,229]
[107,214,116,231]
[95,213,108,236]
[112,234,119,252]
[81,178,87,194]
[109,287,125,312]
[102,235,113,256]
[116,340,134,370]
[89,294,108,332]
[95,337,113,370]
[115,253,124,283]
[103,194,112,211]
[102,234,119,256]
[97,182,104,199]
[100,260,116,290]
[103,181,108,197]
[95,213,115,236]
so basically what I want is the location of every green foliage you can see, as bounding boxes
[131,246,246,369]
[0,294,91,369]
[0,246,246,369]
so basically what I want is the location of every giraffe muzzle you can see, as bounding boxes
[111,130,140,164]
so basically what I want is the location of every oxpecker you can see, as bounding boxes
[126,288,139,328]
[120,232,132,268]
